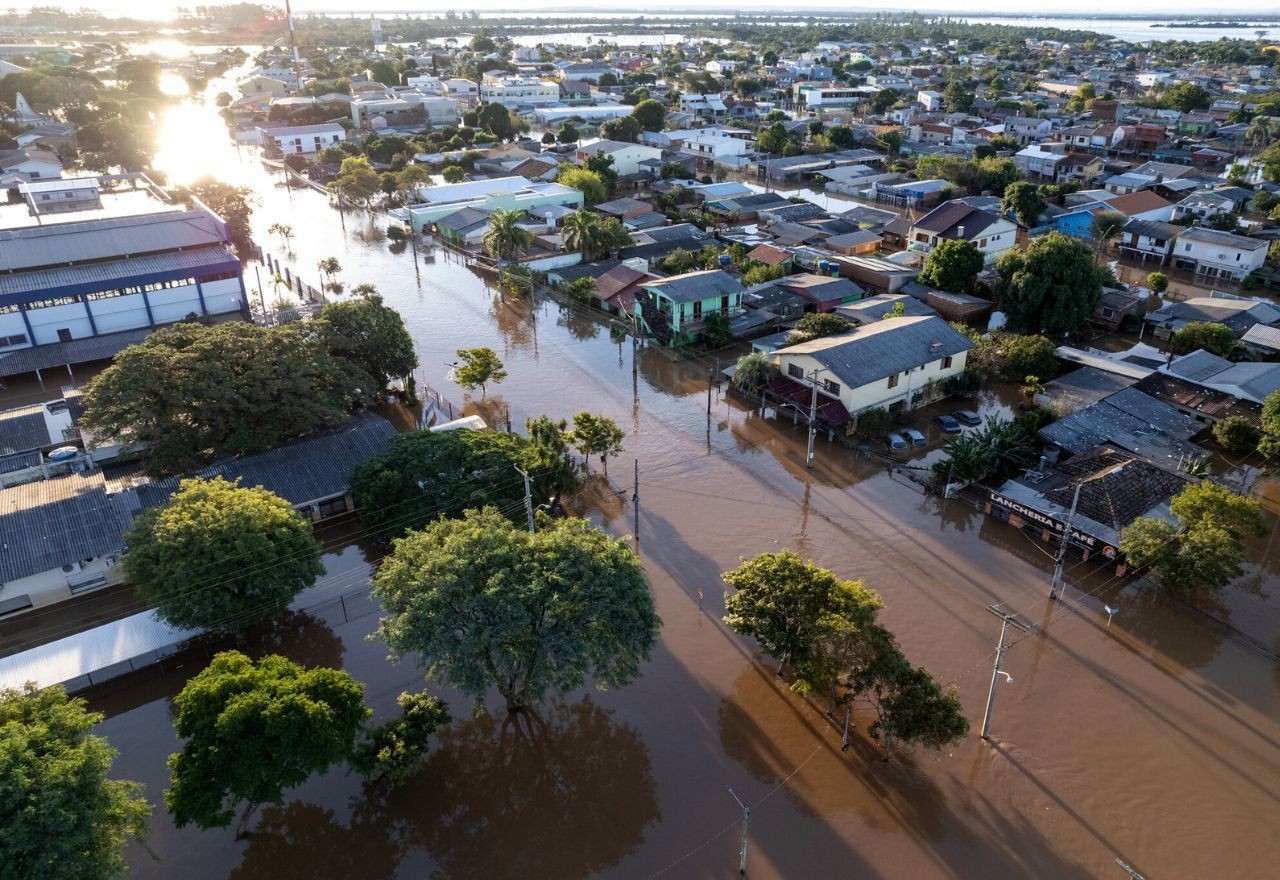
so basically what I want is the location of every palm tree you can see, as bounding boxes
[1248,117,1274,152]
[482,209,534,293]
[562,208,603,260]
[317,257,342,289]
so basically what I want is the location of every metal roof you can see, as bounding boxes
[0,327,153,379]
[0,245,237,300]
[772,316,974,389]
[0,403,52,454]
[643,269,743,305]
[0,470,133,583]
[0,209,229,273]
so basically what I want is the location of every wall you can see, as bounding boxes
[0,553,122,614]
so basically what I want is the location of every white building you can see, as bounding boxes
[917,90,943,111]
[767,316,975,419]
[479,75,561,108]
[1170,228,1269,281]
[908,202,1018,264]
[257,122,346,156]
[680,130,753,163]
[575,139,663,177]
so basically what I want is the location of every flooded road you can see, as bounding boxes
[81,71,1280,879]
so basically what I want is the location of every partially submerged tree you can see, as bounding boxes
[124,477,323,631]
[1170,321,1242,358]
[570,412,626,475]
[350,691,449,786]
[995,231,1106,336]
[1121,481,1265,593]
[918,239,983,294]
[787,312,851,344]
[0,685,151,879]
[373,508,660,713]
[166,652,368,833]
[320,291,418,390]
[482,209,533,290]
[732,351,776,393]
[453,346,507,396]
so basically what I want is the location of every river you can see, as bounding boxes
[81,69,1280,879]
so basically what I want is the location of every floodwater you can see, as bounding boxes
[78,67,1280,879]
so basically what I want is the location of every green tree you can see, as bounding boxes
[335,156,381,206]
[441,164,465,183]
[741,261,786,287]
[787,312,852,344]
[723,550,883,685]
[80,322,365,476]
[877,128,902,154]
[124,477,322,631]
[919,238,984,294]
[1212,415,1261,453]
[732,351,776,392]
[600,114,641,143]
[931,434,997,484]
[562,207,604,258]
[1000,180,1047,226]
[1121,481,1265,594]
[181,177,254,255]
[584,150,620,198]
[373,507,660,713]
[970,418,1035,478]
[557,166,608,206]
[996,231,1106,336]
[966,331,1060,381]
[1089,210,1127,253]
[556,122,580,143]
[1146,271,1168,295]
[0,685,151,880]
[166,652,368,832]
[569,411,626,475]
[482,208,533,290]
[453,346,506,396]
[1162,81,1212,112]
[826,124,857,149]
[1170,321,1243,358]
[564,276,597,303]
[351,427,576,539]
[943,79,975,113]
[1261,389,1280,457]
[320,291,418,389]
[350,691,449,785]
[632,98,666,132]
[317,256,341,288]
[477,102,513,140]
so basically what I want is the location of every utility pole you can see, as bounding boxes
[1049,481,1082,601]
[981,605,1031,741]
[515,466,535,534]
[1114,857,1147,880]
[805,367,825,469]
[726,786,750,875]
[283,0,303,86]
[632,458,640,549]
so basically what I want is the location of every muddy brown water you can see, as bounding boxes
[45,73,1280,879]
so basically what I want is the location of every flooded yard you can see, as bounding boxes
[29,72,1280,879]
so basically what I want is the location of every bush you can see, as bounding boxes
[787,312,851,344]
[854,406,894,438]
[1013,406,1056,436]
[350,691,449,785]
[1212,415,1261,452]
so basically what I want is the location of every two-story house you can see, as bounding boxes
[766,316,975,422]
[1171,228,1269,281]
[637,269,744,346]
[907,202,1017,264]
[1004,117,1053,145]
[1117,218,1182,266]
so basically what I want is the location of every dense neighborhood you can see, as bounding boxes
[0,5,1278,880]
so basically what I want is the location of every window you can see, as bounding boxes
[823,378,840,395]
[25,296,79,310]
[887,372,899,388]
[0,333,28,348]
[942,356,953,369]
[979,238,988,248]
[787,363,804,380]
[1185,243,1192,252]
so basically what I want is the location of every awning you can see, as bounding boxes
[764,376,850,427]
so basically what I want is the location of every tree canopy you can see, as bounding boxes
[79,321,368,476]
[918,239,983,294]
[123,477,323,631]
[350,426,577,539]
[373,507,660,713]
[995,231,1106,336]
[787,312,852,344]
[569,412,626,475]
[166,652,368,832]
[1170,321,1242,358]
[1001,180,1047,226]
[319,291,418,389]
[0,685,151,880]
[557,166,608,206]
[1121,481,1265,594]
[453,346,507,395]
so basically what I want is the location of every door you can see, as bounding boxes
[57,328,72,343]
[693,300,703,320]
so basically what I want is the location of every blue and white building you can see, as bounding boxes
[0,188,246,379]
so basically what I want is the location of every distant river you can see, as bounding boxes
[957,16,1276,43]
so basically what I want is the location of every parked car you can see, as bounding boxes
[902,427,927,447]
[934,415,962,434]
[886,432,907,451]
[953,409,983,427]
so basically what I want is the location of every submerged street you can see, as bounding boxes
[62,68,1280,879]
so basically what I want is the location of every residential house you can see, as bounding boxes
[637,269,744,346]
[0,147,61,189]
[835,293,936,324]
[907,202,1017,264]
[479,75,561,108]
[1117,218,1182,265]
[394,176,584,230]
[773,274,865,312]
[590,262,658,316]
[1104,191,1176,222]
[20,178,100,216]
[1169,228,1269,281]
[679,94,729,123]
[237,73,289,98]
[1164,350,1280,405]
[1004,117,1053,145]
[257,123,345,157]
[917,90,943,111]
[822,230,882,256]
[1014,145,1067,181]
[681,130,752,167]
[766,316,974,423]
[1144,295,1280,340]
[434,206,493,246]
[575,139,663,177]
[1093,288,1145,331]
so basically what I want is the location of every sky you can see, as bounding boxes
[14,1,1280,19]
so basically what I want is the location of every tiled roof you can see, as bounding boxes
[1048,446,1186,532]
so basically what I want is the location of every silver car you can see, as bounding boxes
[902,428,927,447]
[886,432,907,451]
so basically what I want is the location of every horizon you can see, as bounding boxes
[9,2,1280,22]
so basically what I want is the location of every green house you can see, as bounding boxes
[637,269,744,346]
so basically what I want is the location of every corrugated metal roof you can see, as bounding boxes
[773,316,974,389]
[0,609,196,691]
[0,471,133,583]
[0,245,237,298]
[0,209,228,272]
[0,327,153,378]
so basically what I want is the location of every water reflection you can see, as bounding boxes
[555,301,602,342]
[231,802,401,880]
[375,697,659,879]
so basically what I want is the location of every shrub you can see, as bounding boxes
[1212,415,1261,453]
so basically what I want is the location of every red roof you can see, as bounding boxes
[747,243,792,266]
[764,376,850,427]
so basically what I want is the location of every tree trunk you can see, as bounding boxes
[235,801,261,840]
